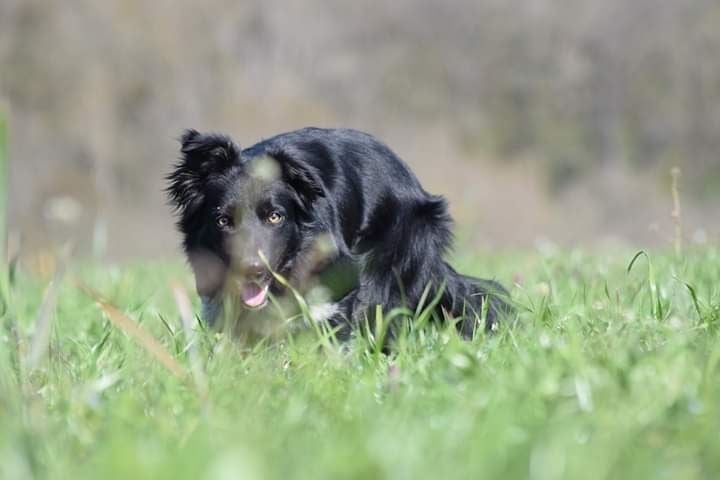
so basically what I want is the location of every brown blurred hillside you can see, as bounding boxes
[1,0,719,259]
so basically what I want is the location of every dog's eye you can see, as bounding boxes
[216,215,231,228]
[266,211,284,225]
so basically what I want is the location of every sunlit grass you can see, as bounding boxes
[1,248,720,479]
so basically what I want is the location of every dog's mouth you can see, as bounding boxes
[238,280,270,309]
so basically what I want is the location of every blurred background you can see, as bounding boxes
[1,0,718,261]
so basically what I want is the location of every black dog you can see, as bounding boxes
[167,127,511,340]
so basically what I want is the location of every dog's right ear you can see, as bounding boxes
[166,129,242,215]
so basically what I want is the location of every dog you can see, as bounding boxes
[167,127,511,340]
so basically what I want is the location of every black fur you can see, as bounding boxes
[167,127,511,340]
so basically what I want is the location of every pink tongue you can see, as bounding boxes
[241,282,268,308]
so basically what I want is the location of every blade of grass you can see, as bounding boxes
[680,279,704,323]
[25,273,62,370]
[627,250,663,320]
[26,245,73,370]
[171,282,208,396]
[413,281,446,332]
[374,305,385,358]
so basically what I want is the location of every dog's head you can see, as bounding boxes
[167,129,326,310]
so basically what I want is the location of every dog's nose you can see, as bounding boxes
[241,260,265,280]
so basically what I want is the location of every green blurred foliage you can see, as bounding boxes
[1,249,720,479]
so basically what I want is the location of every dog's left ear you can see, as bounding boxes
[267,146,326,209]
[167,129,242,216]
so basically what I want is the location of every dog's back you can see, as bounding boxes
[242,127,512,333]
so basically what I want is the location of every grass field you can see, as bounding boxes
[1,247,719,480]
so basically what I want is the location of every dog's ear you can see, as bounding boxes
[167,129,241,215]
[283,160,326,207]
[267,145,325,209]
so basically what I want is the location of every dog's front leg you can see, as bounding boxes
[317,288,358,342]
[200,295,223,327]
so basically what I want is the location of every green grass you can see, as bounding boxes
[1,248,720,480]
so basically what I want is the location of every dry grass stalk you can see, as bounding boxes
[79,283,189,380]
[670,167,682,256]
